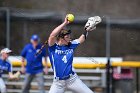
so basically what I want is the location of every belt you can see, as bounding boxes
[55,72,75,80]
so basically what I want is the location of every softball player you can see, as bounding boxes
[0,48,20,93]
[48,16,101,93]
[21,35,48,93]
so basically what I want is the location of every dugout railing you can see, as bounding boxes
[3,57,123,93]
[3,56,140,93]
[3,68,106,93]
[2,58,140,93]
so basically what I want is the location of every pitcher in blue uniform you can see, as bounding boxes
[0,48,20,93]
[48,15,100,93]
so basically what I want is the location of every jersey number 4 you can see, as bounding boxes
[62,55,67,63]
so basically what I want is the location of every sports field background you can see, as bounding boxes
[0,0,140,93]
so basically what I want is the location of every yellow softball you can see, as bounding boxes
[67,14,74,22]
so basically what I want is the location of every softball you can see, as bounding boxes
[67,14,74,22]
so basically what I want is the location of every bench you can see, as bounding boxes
[2,67,106,93]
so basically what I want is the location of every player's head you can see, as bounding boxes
[57,29,71,45]
[30,34,40,47]
[0,48,12,60]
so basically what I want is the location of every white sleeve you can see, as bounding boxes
[71,39,80,44]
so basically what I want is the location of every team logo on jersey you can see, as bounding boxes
[28,49,32,53]
[55,49,73,55]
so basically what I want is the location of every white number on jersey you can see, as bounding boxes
[62,55,67,63]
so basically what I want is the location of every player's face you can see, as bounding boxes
[64,34,71,43]
[31,40,38,47]
[2,53,9,60]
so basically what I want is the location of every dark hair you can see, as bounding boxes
[57,29,71,39]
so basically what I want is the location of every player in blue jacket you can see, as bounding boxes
[48,15,100,93]
[21,35,48,93]
[0,48,20,93]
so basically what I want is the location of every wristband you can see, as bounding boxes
[82,31,88,39]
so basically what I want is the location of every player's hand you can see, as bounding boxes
[14,71,21,80]
[9,71,21,81]
[43,67,48,74]
[21,67,26,74]
[63,16,70,25]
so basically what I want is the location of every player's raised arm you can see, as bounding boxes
[77,31,89,44]
[48,17,70,46]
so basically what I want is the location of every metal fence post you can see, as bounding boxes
[106,16,112,93]
[136,68,139,93]
[0,7,11,48]
[6,8,10,48]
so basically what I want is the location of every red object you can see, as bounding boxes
[113,68,133,80]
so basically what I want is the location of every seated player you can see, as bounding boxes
[0,48,20,93]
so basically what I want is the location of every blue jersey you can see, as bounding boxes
[0,59,12,77]
[21,43,47,74]
[48,40,80,78]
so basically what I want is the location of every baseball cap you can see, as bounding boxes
[58,29,71,38]
[0,48,12,54]
[31,34,39,41]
